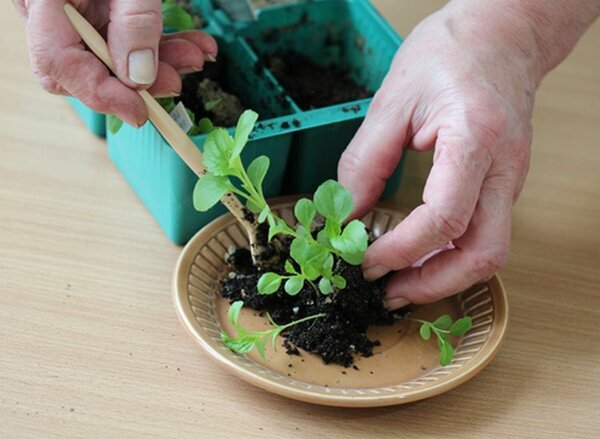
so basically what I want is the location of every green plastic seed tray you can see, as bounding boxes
[67,96,106,137]
[104,0,405,244]
[107,34,294,244]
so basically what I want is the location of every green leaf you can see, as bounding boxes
[339,251,365,266]
[197,117,214,134]
[107,114,123,134]
[192,175,232,212]
[313,180,354,224]
[290,238,329,281]
[289,237,310,262]
[247,156,270,197]
[437,333,450,350]
[318,278,333,295]
[284,276,304,296]
[432,315,453,330]
[204,99,222,112]
[221,332,255,355]
[162,1,196,31]
[419,323,431,341]
[284,260,296,274]
[227,301,244,328]
[449,317,473,336]
[231,110,259,163]
[331,275,347,290]
[323,254,334,277]
[254,337,268,360]
[246,199,262,213]
[324,218,341,240]
[157,97,176,113]
[257,273,282,295]
[294,198,316,230]
[316,230,330,247]
[258,206,270,224]
[439,340,455,366]
[203,128,235,176]
[267,216,289,241]
[330,219,369,263]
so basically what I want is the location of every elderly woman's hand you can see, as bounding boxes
[12,0,217,127]
[338,0,600,309]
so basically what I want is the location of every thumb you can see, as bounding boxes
[107,0,162,88]
[337,76,410,218]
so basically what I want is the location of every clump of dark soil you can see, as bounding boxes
[178,60,245,127]
[261,51,372,110]
[220,242,406,367]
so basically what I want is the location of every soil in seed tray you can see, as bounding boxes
[262,51,372,110]
[220,238,407,367]
[178,60,246,127]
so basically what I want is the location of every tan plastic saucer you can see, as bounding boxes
[173,198,509,407]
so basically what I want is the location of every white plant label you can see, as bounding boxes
[170,101,194,134]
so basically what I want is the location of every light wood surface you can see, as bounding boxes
[1,1,599,437]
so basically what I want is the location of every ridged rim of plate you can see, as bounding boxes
[173,197,509,407]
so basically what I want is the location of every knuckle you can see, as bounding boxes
[118,9,162,31]
[30,48,55,79]
[338,149,363,178]
[470,247,508,279]
[80,91,110,114]
[455,93,510,147]
[367,86,403,126]
[428,208,469,241]
[38,76,62,94]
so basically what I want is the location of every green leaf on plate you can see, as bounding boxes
[419,323,432,341]
[449,316,473,336]
[432,314,453,330]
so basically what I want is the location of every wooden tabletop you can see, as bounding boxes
[1,1,599,437]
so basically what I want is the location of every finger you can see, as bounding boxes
[384,173,513,307]
[58,47,147,125]
[161,31,218,61]
[11,0,28,21]
[362,130,492,280]
[26,0,146,126]
[146,61,182,98]
[107,0,162,88]
[158,38,206,74]
[337,68,411,218]
[38,76,68,96]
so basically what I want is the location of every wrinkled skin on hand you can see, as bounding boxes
[338,4,538,308]
[12,0,217,126]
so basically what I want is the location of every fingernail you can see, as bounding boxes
[178,66,203,75]
[385,297,410,310]
[205,54,217,63]
[153,90,181,98]
[363,265,390,282]
[128,49,156,85]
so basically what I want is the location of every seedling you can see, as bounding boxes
[414,315,473,366]
[221,301,325,359]
[194,110,474,366]
[194,110,369,295]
